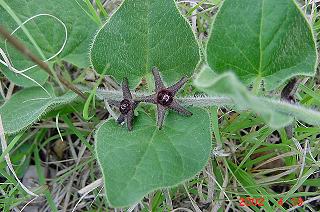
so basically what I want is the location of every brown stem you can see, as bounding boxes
[0,25,86,100]
[281,78,302,139]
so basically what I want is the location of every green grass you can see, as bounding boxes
[0,0,319,211]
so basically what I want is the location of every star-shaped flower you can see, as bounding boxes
[140,67,192,129]
[108,78,139,131]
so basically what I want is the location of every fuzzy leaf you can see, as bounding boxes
[194,70,320,128]
[90,0,200,86]
[206,0,317,90]
[0,0,98,87]
[0,86,77,134]
[95,108,211,207]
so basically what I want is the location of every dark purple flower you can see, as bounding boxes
[108,78,139,131]
[140,67,192,129]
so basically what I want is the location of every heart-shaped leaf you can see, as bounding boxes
[90,0,200,86]
[0,86,77,134]
[0,0,98,87]
[194,69,320,128]
[206,0,317,90]
[95,108,211,207]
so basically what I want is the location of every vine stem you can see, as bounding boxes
[0,26,86,100]
[83,85,320,124]
[79,86,234,107]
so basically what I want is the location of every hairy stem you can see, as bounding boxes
[79,86,234,107]
[78,85,320,128]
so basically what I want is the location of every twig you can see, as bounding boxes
[0,81,5,99]
[0,26,86,99]
[78,178,103,195]
[5,82,14,100]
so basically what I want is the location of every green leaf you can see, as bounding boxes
[95,108,211,207]
[0,86,77,134]
[194,70,320,128]
[0,0,98,87]
[206,0,317,90]
[90,0,200,86]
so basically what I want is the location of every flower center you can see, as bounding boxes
[119,99,131,114]
[157,89,173,106]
